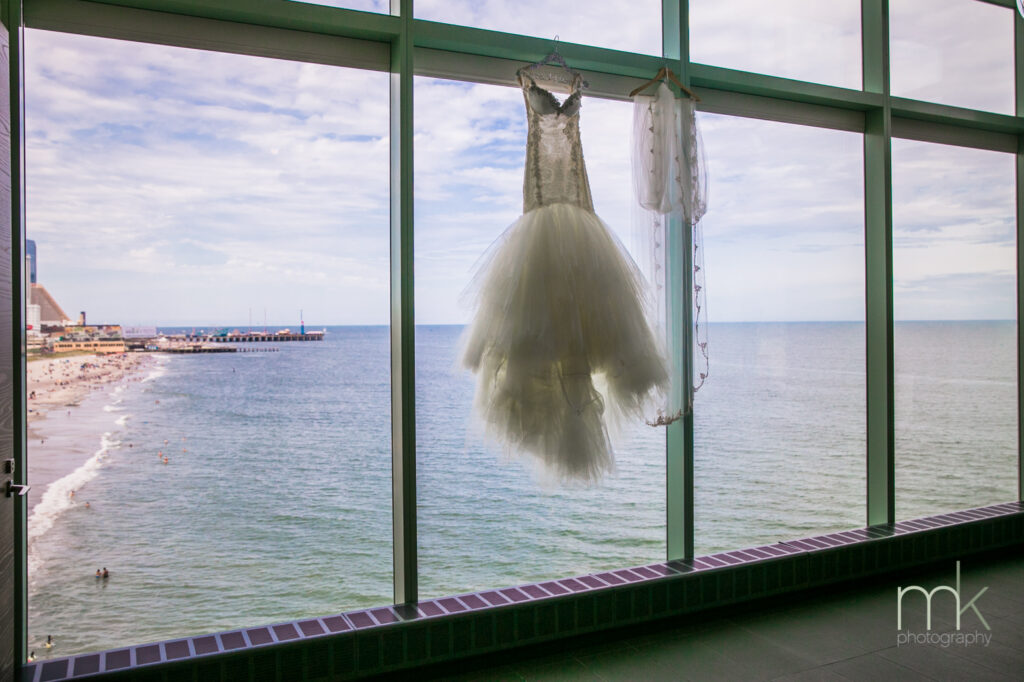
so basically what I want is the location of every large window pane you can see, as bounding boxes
[26,30,391,657]
[694,116,865,554]
[893,139,1017,520]
[890,0,1015,114]
[415,77,665,598]
[288,0,389,12]
[689,0,862,89]
[415,0,662,56]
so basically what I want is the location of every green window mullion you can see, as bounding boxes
[862,0,895,526]
[390,0,417,605]
[665,0,694,561]
[1016,5,1024,501]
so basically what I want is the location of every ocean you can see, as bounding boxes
[26,322,1018,657]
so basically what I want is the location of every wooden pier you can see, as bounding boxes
[160,346,280,354]
[183,332,324,343]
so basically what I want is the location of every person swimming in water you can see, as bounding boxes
[44,635,53,649]
[95,569,101,578]
[27,652,34,662]
[102,568,109,579]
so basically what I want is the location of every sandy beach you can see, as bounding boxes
[28,353,153,422]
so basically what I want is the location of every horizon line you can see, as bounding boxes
[139,318,1018,328]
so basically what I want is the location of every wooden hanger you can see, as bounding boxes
[629,67,700,101]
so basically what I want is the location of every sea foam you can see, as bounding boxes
[27,432,120,577]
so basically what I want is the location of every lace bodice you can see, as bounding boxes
[520,72,594,214]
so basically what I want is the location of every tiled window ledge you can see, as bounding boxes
[22,501,1024,682]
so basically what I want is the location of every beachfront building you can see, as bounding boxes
[1,2,1023,682]
[26,239,35,285]
[50,340,127,355]
[29,283,70,329]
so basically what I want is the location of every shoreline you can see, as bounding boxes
[27,353,159,520]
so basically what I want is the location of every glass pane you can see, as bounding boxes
[25,30,391,658]
[694,115,865,555]
[415,77,665,598]
[689,0,862,89]
[288,0,389,12]
[415,0,662,56]
[893,139,1017,520]
[890,0,1015,114]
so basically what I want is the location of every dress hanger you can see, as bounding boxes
[628,66,700,101]
[517,36,590,89]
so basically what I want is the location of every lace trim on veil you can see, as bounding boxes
[631,82,709,424]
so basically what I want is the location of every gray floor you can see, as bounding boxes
[426,550,1024,681]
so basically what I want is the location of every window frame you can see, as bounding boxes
[6,0,1023,665]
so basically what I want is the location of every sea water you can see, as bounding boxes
[26,322,1018,657]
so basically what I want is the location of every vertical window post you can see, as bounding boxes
[862,0,895,526]
[1016,3,1024,502]
[1,0,27,668]
[664,0,694,561]
[390,0,417,604]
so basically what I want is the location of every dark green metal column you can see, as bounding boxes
[390,0,416,604]
[664,0,693,561]
[862,0,895,526]
[1016,4,1024,502]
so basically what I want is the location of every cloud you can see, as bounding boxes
[892,138,1016,320]
[24,7,1017,326]
[890,0,1015,114]
[415,0,661,55]
[689,0,862,89]
[26,29,390,326]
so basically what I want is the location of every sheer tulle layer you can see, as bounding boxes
[462,202,669,482]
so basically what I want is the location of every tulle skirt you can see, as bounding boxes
[461,202,668,482]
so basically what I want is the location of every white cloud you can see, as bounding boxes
[689,0,862,89]
[890,0,1015,115]
[415,0,661,56]
[25,7,1016,327]
[893,138,1016,320]
[26,29,390,326]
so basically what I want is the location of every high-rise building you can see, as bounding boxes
[25,239,35,284]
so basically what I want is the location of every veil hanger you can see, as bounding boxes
[517,35,590,89]
[629,66,700,101]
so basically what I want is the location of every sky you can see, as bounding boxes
[24,0,1018,326]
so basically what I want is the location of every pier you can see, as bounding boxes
[160,346,280,354]
[182,332,324,343]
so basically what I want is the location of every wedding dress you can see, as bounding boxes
[461,70,668,482]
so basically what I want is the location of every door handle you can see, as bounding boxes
[5,481,29,497]
[3,459,27,497]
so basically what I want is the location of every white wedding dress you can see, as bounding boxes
[461,70,668,482]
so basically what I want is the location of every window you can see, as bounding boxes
[25,29,391,656]
[415,0,663,55]
[689,0,862,89]
[6,0,1021,670]
[414,78,666,597]
[890,0,1015,114]
[892,139,1018,520]
[693,115,865,553]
